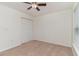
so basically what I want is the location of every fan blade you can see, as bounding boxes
[24,2,31,4]
[38,3,46,6]
[27,6,32,10]
[36,7,40,11]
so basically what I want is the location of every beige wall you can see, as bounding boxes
[33,9,73,47]
[0,4,32,51]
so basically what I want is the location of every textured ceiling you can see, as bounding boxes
[0,2,74,17]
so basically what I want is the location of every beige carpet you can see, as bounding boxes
[0,40,73,56]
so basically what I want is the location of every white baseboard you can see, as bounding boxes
[0,40,31,52]
[0,43,22,52]
[35,39,72,47]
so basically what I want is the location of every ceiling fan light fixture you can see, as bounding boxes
[32,3,37,8]
[24,2,47,11]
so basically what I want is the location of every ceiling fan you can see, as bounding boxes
[24,2,47,11]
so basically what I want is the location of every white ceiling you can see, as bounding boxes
[0,2,74,17]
